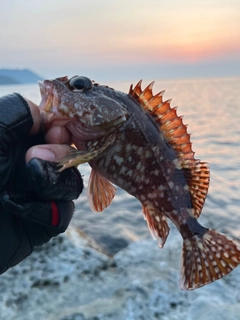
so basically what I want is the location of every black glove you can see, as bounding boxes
[0,93,83,274]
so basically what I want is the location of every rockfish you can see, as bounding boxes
[39,75,240,290]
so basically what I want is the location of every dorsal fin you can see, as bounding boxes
[129,81,210,217]
[183,161,210,218]
[129,81,195,161]
[129,80,165,111]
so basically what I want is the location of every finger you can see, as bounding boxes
[24,99,58,135]
[44,126,71,144]
[25,144,76,163]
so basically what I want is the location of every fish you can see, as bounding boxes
[38,75,240,290]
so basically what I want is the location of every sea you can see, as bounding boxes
[1,76,240,255]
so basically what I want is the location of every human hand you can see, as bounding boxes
[25,97,75,163]
[0,93,83,274]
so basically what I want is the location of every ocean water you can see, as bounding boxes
[1,77,240,255]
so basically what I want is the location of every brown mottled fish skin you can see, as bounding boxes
[39,75,240,290]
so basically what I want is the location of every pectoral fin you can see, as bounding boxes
[57,134,116,172]
[57,148,104,172]
[88,169,116,212]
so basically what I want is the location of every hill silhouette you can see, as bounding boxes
[0,69,43,85]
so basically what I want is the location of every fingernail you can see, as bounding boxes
[31,148,56,161]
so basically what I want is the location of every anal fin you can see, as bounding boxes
[142,204,170,248]
[87,169,116,212]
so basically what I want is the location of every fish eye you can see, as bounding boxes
[69,76,92,91]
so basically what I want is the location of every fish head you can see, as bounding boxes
[38,75,129,141]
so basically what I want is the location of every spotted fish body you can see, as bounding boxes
[39,76,240,290]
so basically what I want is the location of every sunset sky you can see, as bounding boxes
[1,0,240,81]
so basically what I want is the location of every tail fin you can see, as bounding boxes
[180,229,240,290]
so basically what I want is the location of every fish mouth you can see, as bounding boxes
[38,79,111,145]
[38,80,60,114]
[38,80,72,127]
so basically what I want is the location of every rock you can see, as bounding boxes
[59,314,86,320]
[66,227,109,256]
[0,226,240,320]
[0,227,109,320]
[187,296,240,320]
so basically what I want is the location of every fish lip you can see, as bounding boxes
[38,80,53,112]
[38,81,48,109]
[38,80,61,115]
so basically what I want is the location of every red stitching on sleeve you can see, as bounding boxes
[51,201,59,226]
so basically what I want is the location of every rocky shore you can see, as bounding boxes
[0,226,240,320]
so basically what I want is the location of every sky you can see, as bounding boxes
[0,0,240,81]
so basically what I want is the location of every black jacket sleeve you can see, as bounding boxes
[0,93,33,190]
[0,93,84,274]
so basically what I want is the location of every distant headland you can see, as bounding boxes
[0,69,43,85]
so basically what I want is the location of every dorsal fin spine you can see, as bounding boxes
[144,91,165,111]
[141,81,154,96]
[128,84,133,94]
